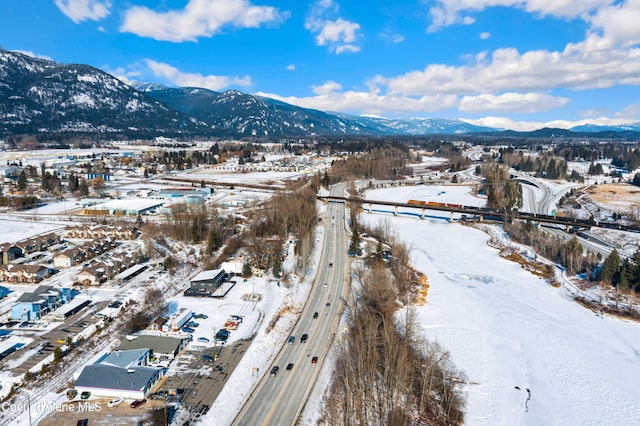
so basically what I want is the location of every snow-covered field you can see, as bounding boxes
[360,185,640,425]
[0,218,65,243]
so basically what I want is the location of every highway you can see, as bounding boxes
[234,183,349,426]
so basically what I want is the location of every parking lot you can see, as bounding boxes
[2,300,109,376]
[154,339,251,417]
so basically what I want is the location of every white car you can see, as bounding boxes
[108,398,123,407]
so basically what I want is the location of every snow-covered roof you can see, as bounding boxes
[190,268,226,283]
[75,364,160,391]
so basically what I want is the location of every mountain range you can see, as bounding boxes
[1,48,640,140]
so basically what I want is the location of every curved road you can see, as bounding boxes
[234,184,348,426]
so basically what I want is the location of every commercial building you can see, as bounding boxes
[74,364,163,400]
[185,269,227,297]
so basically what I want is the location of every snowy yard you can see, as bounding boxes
[360,185,640,425]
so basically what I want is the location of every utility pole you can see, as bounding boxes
[27,394,32,426]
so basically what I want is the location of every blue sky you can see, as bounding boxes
[2,0,640,130]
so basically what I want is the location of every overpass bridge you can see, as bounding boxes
[319,195,640,234]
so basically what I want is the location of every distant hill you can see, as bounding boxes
[570,123,640,132]
[0,49,206,136]
[4,48,640,140]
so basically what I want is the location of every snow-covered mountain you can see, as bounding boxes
[333,114,497,135]
[138,84,497,137]
[0,49,205,136]
[0,48,499,138]
[570,123,640,132]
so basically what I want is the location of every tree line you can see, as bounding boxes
[322,261,465,425]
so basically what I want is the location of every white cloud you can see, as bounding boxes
[380,32,405,44]
[371,35,640,97]
[312,81,342,95]
[589,1,640,47]
[480,31,490,39]
[120,0,288,42]
[614,103,640,119]
[256,86,459,117]
[305,0,361,54]
[286,64,296,71]
[462,16,475,25]
[459,92,570,113]
[54,0,110,23]
[143,59,252,90]
[427,0,611,32]
[12,50,53,61]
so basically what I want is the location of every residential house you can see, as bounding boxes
[10,286,74,320]
[53,247,86,268]
[75,265,106,286]
[0,243,22,265]
[0,264,52,283]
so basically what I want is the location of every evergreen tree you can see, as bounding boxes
[17,170,27,191]
[349,228,362,255]
[242,262,253,278]
[600,248,620,284]
[78,179,89,197]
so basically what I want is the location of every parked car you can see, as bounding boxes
[66,389,77,400]
[326,302,331,307]
[76,419,88,426]
[323,282,328,287]
[130,399,146,409]
[182,326,195,333]
[150,391,166,400]
[80,391,90,400]
[270,366,279,376]
[311,356,318,364]
[286,363,294,371]
[107,398,123,407]
[186,321,199,328]
[197,337,210,343]
[108,300,122,309]
[313,312,319,319]
[202,354,214,362]
[300,334,308,343]
[231,315,243,322]
[194,314,208,319]
[288,336,295,344]
[329,262,333,268]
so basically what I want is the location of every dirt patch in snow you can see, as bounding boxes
[585,183,640,211]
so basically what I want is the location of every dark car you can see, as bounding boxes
[130,399,146,408]
[270,366,279,376]
[313,312,319,319]
[300,334,308,343]
[80,391,90,400]
[182,326,195,333]
[186,321,199,328]
[326,302,331,307]
[286,363,294,371]
[311,356,318,364]
[76,420,88,426]
[288,336,295,344]
[202,354,214,362]
[329,263,333,268]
